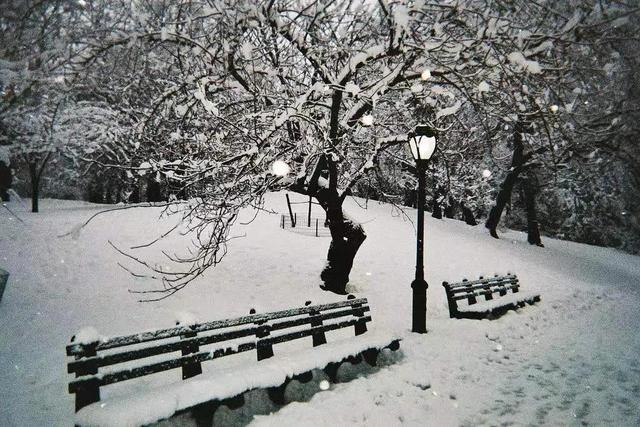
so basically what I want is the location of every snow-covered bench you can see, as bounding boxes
[67,295,401,426]
[442,273,540,319]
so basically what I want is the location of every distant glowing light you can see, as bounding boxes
[550,105,559,113]
[319,380,330,391]
[482,169,492,178]
[421,69,432,80]
[361,115,374,126]
[271,160,290,176]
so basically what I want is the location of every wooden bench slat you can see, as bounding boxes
[69,316,372,391]
[443,274,538,319]
[68,306,370,373]
[263,316,371,347]
[456,292,541,318]
[451,283,519,301]
[69,342,257,393]
[446,278,518,294]
[67,298,368,356]
[445,274,517,288]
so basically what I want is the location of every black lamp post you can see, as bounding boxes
[408,124,437,333]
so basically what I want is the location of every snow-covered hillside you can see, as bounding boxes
[1,193,639,426]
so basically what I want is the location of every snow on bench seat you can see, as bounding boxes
[457,291,541,316]
[443,273,541,319]
[75,330,400,427]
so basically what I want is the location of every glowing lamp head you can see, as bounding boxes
[361,115,374,126]
[421,69,432,80]
[408,124,437,162]
[271,160,290,176]
[482,169,492,178]
[550,105,559,113]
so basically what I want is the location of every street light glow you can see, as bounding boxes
[482,169,492,178]
[550,105,559,113]
[361,115,374,126]
[271,160,290,176]
[421,69,432,80]
[408,125,437,161]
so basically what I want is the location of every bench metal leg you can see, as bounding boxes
[74,378,100,412]
[192,401,219,427]
[363,348,379,367]
[387,339,401,352]
[222,393,245,410]
[267,379,290,405]
[346,354,363,365]
[73,342,100,412]
[293,370,313,383]
[323,362,341,383]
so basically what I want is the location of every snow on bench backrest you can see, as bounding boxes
[67,296,371,411]
[442,274,520,317]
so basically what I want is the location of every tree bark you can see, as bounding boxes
[485,123,527,238]
[431,187,442,219]
[319,206,366,294]
[0,161,11,201]
[314,179,366,294]
[26,153,51,213]
[444,196,457,219]
[523,177,544,246]
[290,154,366,294]
[461,202,477,226]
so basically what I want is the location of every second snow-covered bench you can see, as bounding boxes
[67,295,400,426]
[442,273,540,319]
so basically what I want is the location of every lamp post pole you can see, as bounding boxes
[408,124,436,334]
[412,160,428,333]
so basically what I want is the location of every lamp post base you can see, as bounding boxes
[411,278,428,333]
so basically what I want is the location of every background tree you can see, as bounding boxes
[3,0,634,297]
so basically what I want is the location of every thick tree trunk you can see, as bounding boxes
[315,187,366,294]
[147,176,162,202]
[485,123,526,238]
[290,150,366,294]
[431,187,442,219]
[320,214,366,294]
[0,161,11,201]
[461,202,477,226]
[444,196,457,219]
[485,170,520,238]
[26,153,50,213]
[523,178,544,247]
[431,197,442,219]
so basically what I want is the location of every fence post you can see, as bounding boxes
[308,196,312,227]
[293,212,297,228]
[315,218,319,237]
[285,194,295,227]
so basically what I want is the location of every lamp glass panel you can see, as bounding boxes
[415,135,436,160]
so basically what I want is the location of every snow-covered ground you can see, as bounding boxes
[1,192,640,426]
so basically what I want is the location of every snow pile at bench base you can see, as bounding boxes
[458,291,541,316]
[75,331,401,427]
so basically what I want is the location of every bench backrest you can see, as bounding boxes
[442,274,519,318]
[67,295,370,411]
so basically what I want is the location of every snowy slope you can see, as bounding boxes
[1,192,639,426]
